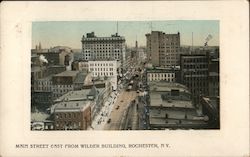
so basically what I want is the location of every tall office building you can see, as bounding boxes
[146,31,180,67]
[81,32,126,69]
[180,54,209,106]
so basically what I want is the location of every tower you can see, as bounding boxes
[38,42,42,50]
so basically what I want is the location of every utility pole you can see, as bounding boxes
[192,32,193,53]
[116,21,119,35]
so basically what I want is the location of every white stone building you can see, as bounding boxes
[147,68,176,82]
[81,32,126,74]
[88,60,118,90]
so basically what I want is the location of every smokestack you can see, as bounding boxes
[204,34,213,46]
[39,55,48,66]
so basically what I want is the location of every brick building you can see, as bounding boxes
[146,31,180,67]
[54,101,92,130]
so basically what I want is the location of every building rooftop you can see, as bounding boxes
[149,108,207,128]
[48,65,66,68]
[149,108,199,120]
[54,87,105,102]
[37,75,53,81]
[54,100,90,113]
[53,71,78,77]
[74,72,88,84]
[82,36,125,41]
[146,68,176,73]
[31,112,50,122]
[31,66,46,72]
[150,93,193,108]
[88,59,117,62]
[146,31,180,36]
[149,82,189,93]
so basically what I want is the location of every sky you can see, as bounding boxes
[32,20,219,49]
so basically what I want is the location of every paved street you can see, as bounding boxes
[104,90,138,130]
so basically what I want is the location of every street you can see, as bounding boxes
[104,90,138,130]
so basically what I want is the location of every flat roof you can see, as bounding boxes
[149,107,198,119]
[149,118,207,126]
[149,108,207,126]
[37,75,53,81]
[88,59,117,62]
[149,82,189,92]
[31,66,46,72]
[53,71,78,77]
[82,36,125,40]
[150,96,194,109]
[55,88,105,102]
[54,101,90,112]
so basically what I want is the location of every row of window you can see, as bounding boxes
[82,40,124,43]
[55,121,81,128]
[84,56,120,60]
[186,81,208,86]
[83,46,123,49]
[182,58,207,63]
[89,68,114,71]
[160,61,177,64]
[159,53,177,56]
[159,50,179,53]
[37,81,52,85]
[56,112,80,119]
[35,85,72,91]
[160,57,177,60]
[89,63,114,66]
[92,72,114,76]
[36,87,52,91]
[84,50,121,53]
[54,85,72,88]
[183,64,208,69]
[159,46,179,49]
[149,78,174,82]
[84,53,121,56]
[53,88,71,93]
[148,73,175,78]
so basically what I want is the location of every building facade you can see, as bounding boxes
[88,60,118,90]
[81,32,126,64]
[54,101,92,130]
[71,60,89,72]
[146,68,176,82]
[53,85,107,129]
[52,71,79,99]
[180,54,209,105]
[146,31,180,67]
[208,58,219,97]
[32,45,73,66]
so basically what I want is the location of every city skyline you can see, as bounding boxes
[32,20,219,49]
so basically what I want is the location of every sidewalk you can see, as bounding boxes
[87,91,119,130]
